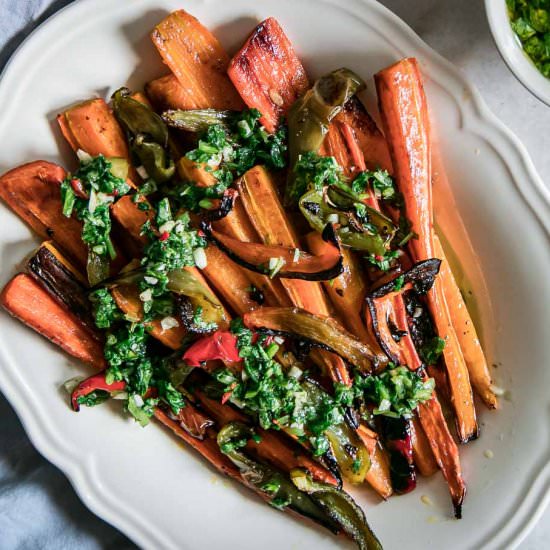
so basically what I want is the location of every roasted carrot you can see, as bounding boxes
[146,74,191,111]
[357,425,393,499]
[434,235,497,409]
[375,58,478,443]
[201,246,263,316]
[178,157,217,187]
[228,17,309,133]
[238,166,330,312]
[153,407,241,479]
[237,166,350,384]
[0,161,88,269]
[0,274,105,369]
[192,388,338,486]
[151,10,244,111]
[110,195,153,257]
[417,396,466,518]
[58,99,131,162]
[110,284,188,350]
[27,241,100,338]
[410,415,438,477]
[306,232,379,350]
[213,197,292,308]
[336,98,393,173]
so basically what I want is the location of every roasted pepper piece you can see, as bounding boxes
[71,371,126,411]
[217,422,338,532]
[286,68,365,204]
[291,469,383,550]
[112,87,175,182]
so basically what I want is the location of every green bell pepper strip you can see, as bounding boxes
[162,108,235,133]
[291,469,383,550]
[217,422,339,531]
[286,68,365,204]
[111,87,175,182]
[299,189,393,256]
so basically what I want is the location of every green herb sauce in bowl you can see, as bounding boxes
[507,0,550,77]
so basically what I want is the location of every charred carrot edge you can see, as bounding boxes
[417,396,466,518]
[193,388,338,486]
[0,161,89,270]
[111,284,188,350]
[228,17,309,133]
[410,415,438,477]
[375,58,478,443]
[0,273,105,369]
[151,10,244,111]
[357,425,393,499]
[434,235,497,409]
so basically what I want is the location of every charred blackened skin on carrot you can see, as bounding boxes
[201,188,239,222]
[364,259,441,365]
[200,220,344,282]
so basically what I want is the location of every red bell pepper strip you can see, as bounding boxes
[71,371,126,411]
[183,330,242,367]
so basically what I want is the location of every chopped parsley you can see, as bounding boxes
[211,319,350,456]
[508,0,550,77]
[138,197,206,319]
[420,336,446,366]
[291,152,343,204]
[352,168,397,202]
[89,288,122,329]
[354,366,435,419]
[366,250,400,271]
[76,390,110,408]
[60,155,131,284]
[179,109,287,210]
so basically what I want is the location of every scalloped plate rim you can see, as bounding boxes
[0,1,548,549]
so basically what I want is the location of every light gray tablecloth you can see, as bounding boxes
[1,1,548,548]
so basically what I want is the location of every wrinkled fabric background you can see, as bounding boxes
[0,1,548,548]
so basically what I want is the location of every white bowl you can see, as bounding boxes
[486,0,550,105]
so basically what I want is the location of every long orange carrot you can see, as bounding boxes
[375,58,478,443]
[1,274,105,369]
[410,416,438,477]
[0,161,88,269]
[434,235,497,409]
[417,396,466,517]
[58,99,132,163]
[151,10,244,111]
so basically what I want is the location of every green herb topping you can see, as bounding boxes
[211,319,351,456]
[508,0,550,77]
[60,155,131,284]
[176,109,287,211]
[354,366,435,418]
